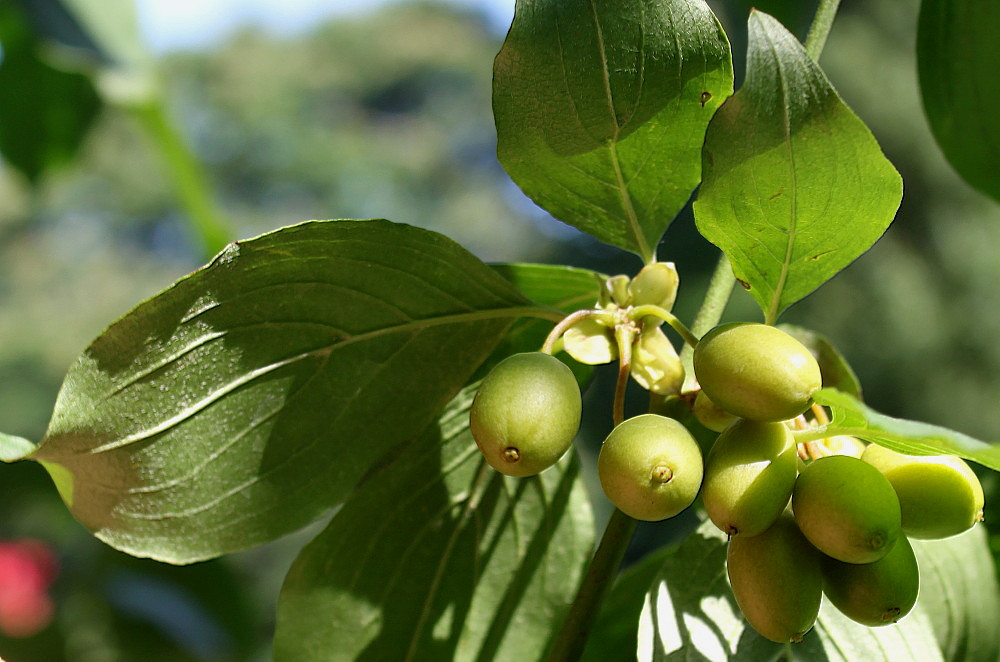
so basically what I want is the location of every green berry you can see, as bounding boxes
[861,445,985,539]
[702,419,797,537]
[598,414,703,521]
[793,455,901,564]
[727,514,823,643]
[822,535,919,627]
[470,352,581,477]
[693,322,822,422]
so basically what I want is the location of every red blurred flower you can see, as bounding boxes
[0,539,58,638]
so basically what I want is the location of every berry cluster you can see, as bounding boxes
[468,267,986,644]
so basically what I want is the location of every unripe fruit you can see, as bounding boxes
[727,514,823,643]
[693,322,822,422]
[692,390,737,433]
[598,414,703,521]
[861,445,985,539]
[470,352,581,477]
[702,419,797,537]
[822,535,919,627]
[793,455,901,564]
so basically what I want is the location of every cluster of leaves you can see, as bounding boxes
[1,0,999,660]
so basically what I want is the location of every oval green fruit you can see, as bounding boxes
[862,444,984,539]
[693,322,822,422]
[822,535,919,627]
[702,419,797,537]
[793,455,901,563]
[470,352,581,477]
[727,514,823,643]
[598,414,703,521]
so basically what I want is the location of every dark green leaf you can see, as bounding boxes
[912,527,1000,662]
[918,0,1000,202]
[0,431,36,463]
[0,3,101,182]
[812,388,1000,471]
[779,324,863,399]
[694,11,902,323]
[638,521,942,661]
[273,383,594,662]
[32,220,544,563]
[494,0,733,261]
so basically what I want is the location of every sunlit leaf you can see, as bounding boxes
[694,11,902,323]
[273,384,594,661]
[637,521,942,661]
[0,432,36,463]
[918,0,1000,203]
[32,220,543,563]
[494,0,733,261]
[812,389,1000,471]
[912,527,1000,662]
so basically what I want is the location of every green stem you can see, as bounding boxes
[629,305,699,349]
[680,254,736,392]
[130,99,233,259]
[804,0,843,62]
[545,508,638,662]
[540,309,615,354]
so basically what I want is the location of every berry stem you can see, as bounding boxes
[629,305,699,349]
[545,507,638,662]
[804,0,843,62]
[613,324,635,427]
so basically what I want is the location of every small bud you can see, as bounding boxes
[630,326,684,395]
[629,262,679,313]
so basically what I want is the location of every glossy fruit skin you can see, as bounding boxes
[793,455,901,564]
[693,322,822,422]
[703,419,797,537]
[727,514,823,643]
[862,444,984,539]
[470,352,581,477]
[822,535,919,627]
[598,414,703,521]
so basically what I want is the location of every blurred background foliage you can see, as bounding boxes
[0,0,997,659]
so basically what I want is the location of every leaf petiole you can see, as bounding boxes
[629,305,699,349]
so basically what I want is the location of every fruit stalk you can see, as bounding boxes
[545,507,638,662]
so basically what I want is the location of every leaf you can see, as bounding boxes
[638,521,943,662]
[0,3,102,183]
[494,0,733,262]
[581,544,678,662]
[779,325,863,399]
[19,0,158,103]
[812,388,1000,471]
[31,220,543,563]
[273,383,594,662]
[0,432,36,463]
[911,527,1000,662]
[693,11,902,324]
[918,0,1000,203]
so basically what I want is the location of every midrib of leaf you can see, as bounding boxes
[765,33,798,326]
[403,460,493,662]
[587,0,652,263]
[81,304,556,454]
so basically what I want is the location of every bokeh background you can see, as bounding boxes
[0,0,997,659]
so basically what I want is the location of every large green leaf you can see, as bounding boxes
[31,220,544,563]
[694,11,902,323]
[0,3,102,183]
[273,383,594,662]
[912,527,1000,662]
[918,0,1000,203]
[494,0,733,262]
[637,521,943,661]
[812,389,1000,471]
